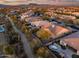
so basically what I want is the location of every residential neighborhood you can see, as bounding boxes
[0,0,79,58]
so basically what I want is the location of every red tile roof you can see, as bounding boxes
[64,38,79,51]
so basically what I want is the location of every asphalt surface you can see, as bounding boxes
[0,27,8,57]
[0,33,8,45]
[49,43,75,58]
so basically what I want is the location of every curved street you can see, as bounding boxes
[6,15,34,58]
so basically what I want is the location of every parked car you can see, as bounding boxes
[0,25,5,33]
[48,43,65,57]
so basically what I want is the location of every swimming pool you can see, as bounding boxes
[0,25,5,32]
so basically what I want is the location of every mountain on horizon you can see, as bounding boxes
[0,3,52,8]
[0,3,78,8]
[0,4,11,8]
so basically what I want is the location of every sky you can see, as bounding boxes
[0,0,79,6]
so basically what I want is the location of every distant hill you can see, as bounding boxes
[0,3,78,8]
[20,3,79,7]
[0,4,11,8]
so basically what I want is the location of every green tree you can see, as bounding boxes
[36,47,51,57]
[30,39,42,49]
[42,15,50,20]
[36,28,52,41]
[4,46,14,55]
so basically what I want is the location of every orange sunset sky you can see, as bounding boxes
[0,0,79,5]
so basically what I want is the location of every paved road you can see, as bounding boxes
[0,33,8,57]
[6,16,34,58]
[0,27,8,57]
[0,33,8,45]
[49,43,75,58]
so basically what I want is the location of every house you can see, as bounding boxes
[60,32,79,55]
[48,24,71,38]
[25,17,42,22]
[20,10,34,20]
[72,12,79,17]
[31,20,51,27]
[31,20,71,38]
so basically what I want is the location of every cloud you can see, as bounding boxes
[62,0,79,2]
[5,0,17,2]
[0,0,79,6]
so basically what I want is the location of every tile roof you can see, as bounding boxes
[62,32,79,39]
[62,32,79,51]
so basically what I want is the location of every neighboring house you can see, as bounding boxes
[31,20,51,27]
[20,10,34,20]
[72,12,79,17]
[25,17,42,22]
[48,24,71,38]
[60,32,79,55]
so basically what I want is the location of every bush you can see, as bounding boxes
[4,46,14,55]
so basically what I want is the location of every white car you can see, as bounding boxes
[49,44,58,50]
[49,43,61,51]
[49,43,65,57]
